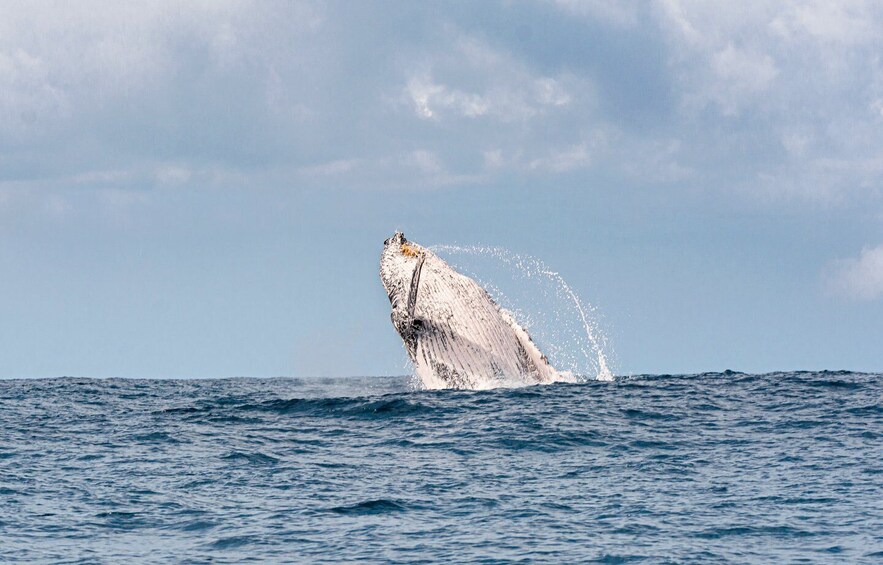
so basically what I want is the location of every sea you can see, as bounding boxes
[1,371,881,563]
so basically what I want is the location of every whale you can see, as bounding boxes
[380,232,566,389]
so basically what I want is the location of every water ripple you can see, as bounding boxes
[0,372,880,562]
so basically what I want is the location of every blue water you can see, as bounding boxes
[1,372,881,563]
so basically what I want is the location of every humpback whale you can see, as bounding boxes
[380,232,568,389]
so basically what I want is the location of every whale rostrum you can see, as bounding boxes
[380,232,568,389]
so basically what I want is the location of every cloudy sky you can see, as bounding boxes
[1,0,881,377]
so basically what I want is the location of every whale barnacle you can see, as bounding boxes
[401,243,421,257]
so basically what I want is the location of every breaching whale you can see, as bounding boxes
[380,232,568,389]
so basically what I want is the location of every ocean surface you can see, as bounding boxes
[0,372,881,563]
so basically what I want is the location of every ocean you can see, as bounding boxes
[1,372,881,563]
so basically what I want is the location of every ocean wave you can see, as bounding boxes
[327,499,409,516]
[1,372,881,563]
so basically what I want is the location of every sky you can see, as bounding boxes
[1,0,882,378]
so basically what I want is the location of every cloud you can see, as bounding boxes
[2,0,883,219]
[402,35,576,122]
[0,2,325,178]
[827,244,883,301]
[771,1,874,45]
[0,48,69,139]
[710,44,778,115]
[404,73,572,121]
[406,75,489,119]
[648,1,883,203]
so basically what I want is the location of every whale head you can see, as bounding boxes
[379,231,425,308]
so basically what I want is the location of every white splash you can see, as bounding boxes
[430,244,615,382]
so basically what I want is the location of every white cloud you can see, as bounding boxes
[656,2,783,116]
[155,165,192,186]
[0,48,69,138]
[709,44,778,115]
[827,244,883,301]
[404,70,572,122]
[0,3,236,130]
[771,1,873,45]
[406,75,490,119]
[402,34,579,123]
[0,1,324,179]
[2,0,883,212]
[653,0,883,203]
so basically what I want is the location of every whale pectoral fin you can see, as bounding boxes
[392,254,427,359]
[406,252,426,320]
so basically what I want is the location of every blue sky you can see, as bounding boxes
[1,1,881,377]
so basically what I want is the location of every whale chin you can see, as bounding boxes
[379,232,565,390]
